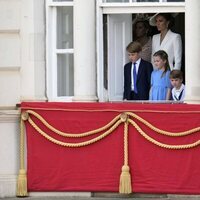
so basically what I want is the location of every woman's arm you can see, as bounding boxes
[173,34,182,70]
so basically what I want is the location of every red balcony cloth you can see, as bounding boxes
[21,102,200,194]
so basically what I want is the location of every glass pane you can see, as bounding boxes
[132,0,159,2]
[167,0,184,1]
[57,54,74,96]
[53,0,73,2]
[103,0,129,2]
[57,7,73,49]
[104,0,184,2]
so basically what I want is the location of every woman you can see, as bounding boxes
[133,19,152,63]
[150,13,182,70]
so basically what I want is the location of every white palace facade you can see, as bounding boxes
[0,0,200,197]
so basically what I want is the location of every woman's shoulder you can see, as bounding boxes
[152,33,160,40]
[168,29,181,38]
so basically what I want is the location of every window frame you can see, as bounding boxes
[46,0,74,102]
[96,0,185,102]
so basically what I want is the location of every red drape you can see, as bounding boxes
[21,102,200,194]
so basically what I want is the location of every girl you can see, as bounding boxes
[149,50,172,101]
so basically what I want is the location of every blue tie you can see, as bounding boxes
[133,62,138,93]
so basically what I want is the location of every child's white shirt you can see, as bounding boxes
[172,83,185,101]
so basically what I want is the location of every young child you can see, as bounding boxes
[170,70,185,101]
[123,41,153,100]
[149,50,172,101]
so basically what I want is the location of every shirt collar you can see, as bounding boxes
[174,84,184,92]
[133,58,141,65]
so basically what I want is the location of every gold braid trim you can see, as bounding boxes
[26,110,121,137]
[127,112,200,137]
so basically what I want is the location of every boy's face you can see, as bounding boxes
[170,78,182,89]
[128,52,140,63]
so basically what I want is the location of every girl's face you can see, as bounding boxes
[128,52,140,63]
[153,56,166,70]
[155,15,169,32]
[135,22,147,38]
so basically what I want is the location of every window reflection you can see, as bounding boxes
[57,54,74,96]
[57,7,73,49]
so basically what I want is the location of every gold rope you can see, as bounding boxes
[26,110,121,137]
[28,117,122,147]
[16,113,28,197]
[128,118,200,149]
[127,112,200,137]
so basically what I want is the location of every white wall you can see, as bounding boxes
[0,0,45,197]
[0,0,21,107]
[0,111,20,197]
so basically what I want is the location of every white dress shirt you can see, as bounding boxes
[131,58,141,91]
[172,83,185,101]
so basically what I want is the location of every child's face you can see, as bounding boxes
[128,52,140,63]
[170,78,183,89]
[153,56,166,70]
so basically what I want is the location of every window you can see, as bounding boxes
[97,0,185,101]
[53,0,73,1]
[103,0,184,2]
[46,0,74,101]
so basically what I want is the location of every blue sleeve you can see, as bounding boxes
[166,71,172,88]
[151,71,154,86]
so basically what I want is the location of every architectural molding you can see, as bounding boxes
[0,174,17,198]
[0,110,20,123]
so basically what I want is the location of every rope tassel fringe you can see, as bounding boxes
[119,165,132,194]
[17,169,28,197]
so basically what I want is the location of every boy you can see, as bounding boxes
[123,41,153,100]
[170,70,185,101]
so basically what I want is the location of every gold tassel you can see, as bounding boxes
[17,113,28,197]
[16,169,28,197]
[119,165,132,194]
[119,113,132,194]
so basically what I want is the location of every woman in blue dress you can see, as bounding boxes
[149,50,172,101]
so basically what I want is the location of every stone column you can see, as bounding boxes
[20,0,46,102]
[73,0,98,102]
[185,0,200,103]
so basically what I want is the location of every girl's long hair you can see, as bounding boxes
[153,50,170,77]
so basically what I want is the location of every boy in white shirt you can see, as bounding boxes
[170,70,185,101]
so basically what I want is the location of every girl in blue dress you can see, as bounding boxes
[149,50,172,100]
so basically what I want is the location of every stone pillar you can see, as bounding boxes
[73,0,98,102]
[185,0,200,103]
[20,0,46,102]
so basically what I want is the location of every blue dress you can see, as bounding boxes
[149,69,171,100]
